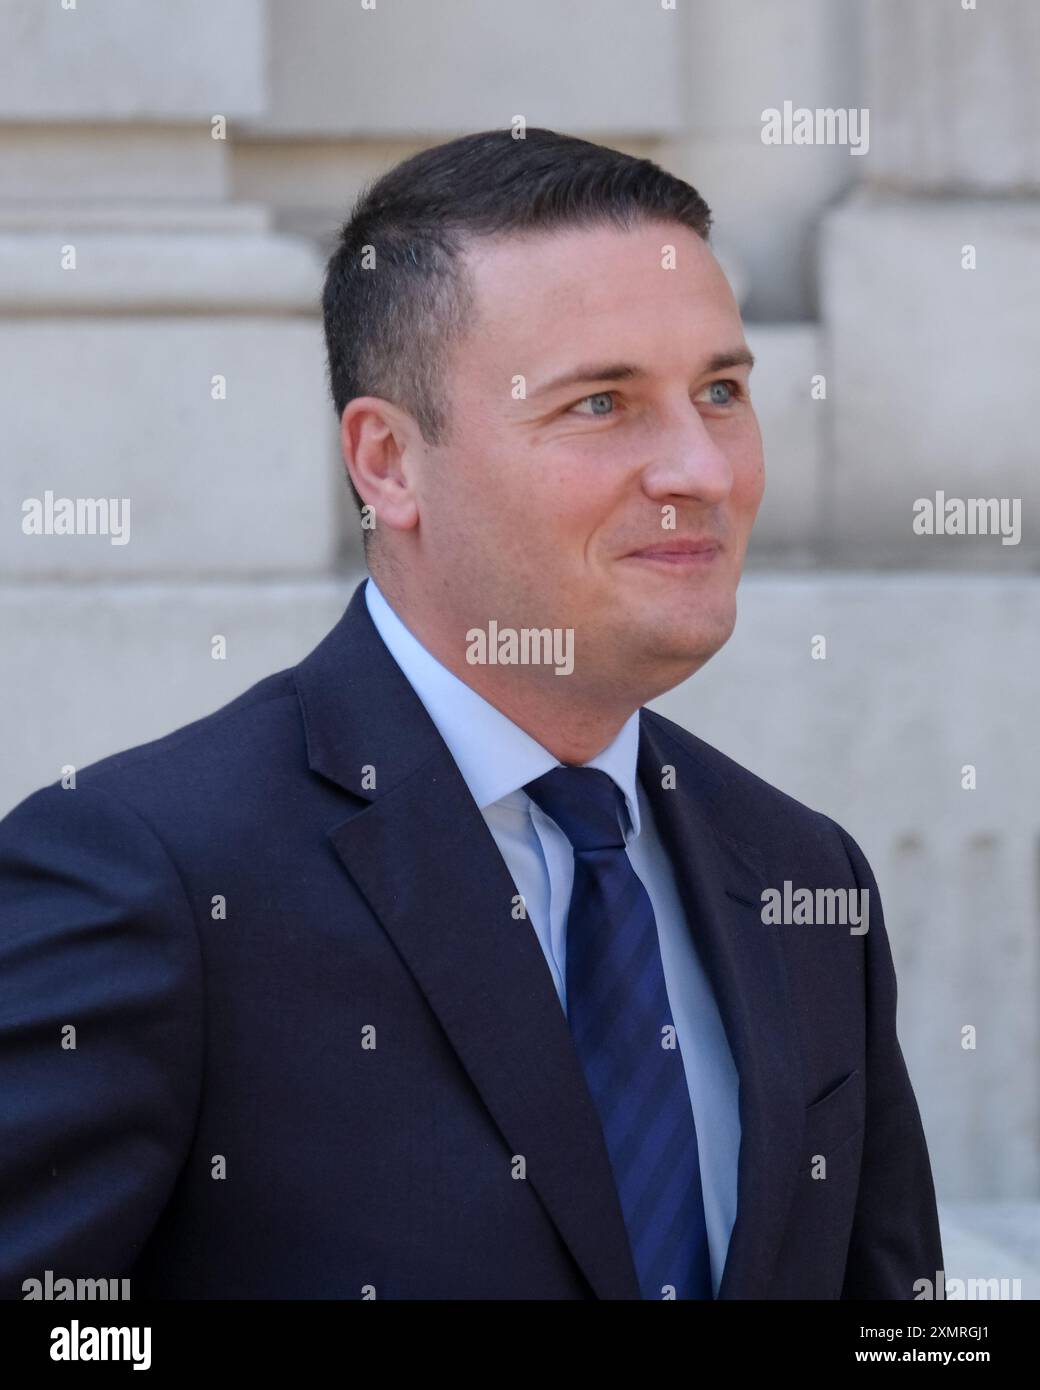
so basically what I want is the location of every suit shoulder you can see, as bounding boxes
[0,667,310,914]
[62,668,302,802]
[642,706,848,853]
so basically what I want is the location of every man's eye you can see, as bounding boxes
[569,391,616,416]
[699,379,742,406]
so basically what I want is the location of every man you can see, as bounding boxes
[0,128,941,1300]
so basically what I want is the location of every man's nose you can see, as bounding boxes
[637,406,734,504]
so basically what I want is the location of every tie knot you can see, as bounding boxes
[523,765,627,852]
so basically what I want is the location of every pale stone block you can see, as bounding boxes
[0,202,269,234]
[229,139,420,214]
[0,318,341,576]
[0,230,324,311]
[0,125,229,201]
[0,0,265,120]
[681,0,863,133]
[820,192,1040,565]
[0,579,354,816]
[254,0,680,137]
[743,324,822,558]
[865,0,1040,192]
[938,1203,1040,1298]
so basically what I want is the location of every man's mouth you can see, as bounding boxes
[622,539,722,567]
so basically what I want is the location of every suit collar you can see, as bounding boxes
[293,578,439,801]
[294,581,806,1299]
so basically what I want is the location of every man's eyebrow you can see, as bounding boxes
[528,347,756,398]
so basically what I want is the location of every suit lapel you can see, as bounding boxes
[638,711,806,1299]
[294,582,641,1299]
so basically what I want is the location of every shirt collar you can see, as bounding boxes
[363,575,642,840]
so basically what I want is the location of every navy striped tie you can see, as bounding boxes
[524,764,713,1300]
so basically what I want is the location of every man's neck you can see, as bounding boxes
[369,571,637,765]
[451,670,632,766]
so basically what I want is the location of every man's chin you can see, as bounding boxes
[651,608,736,668]
[631,588,736,646]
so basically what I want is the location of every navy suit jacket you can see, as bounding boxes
[0,579,943,1299]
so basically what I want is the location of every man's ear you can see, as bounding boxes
[340,396,422,538]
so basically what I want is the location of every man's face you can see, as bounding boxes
[413,219,765,700]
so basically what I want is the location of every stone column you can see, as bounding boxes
[0,0,338,583]
[817,0,1040,1202]
[820,0,1040,567]
[0,0,343,811]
